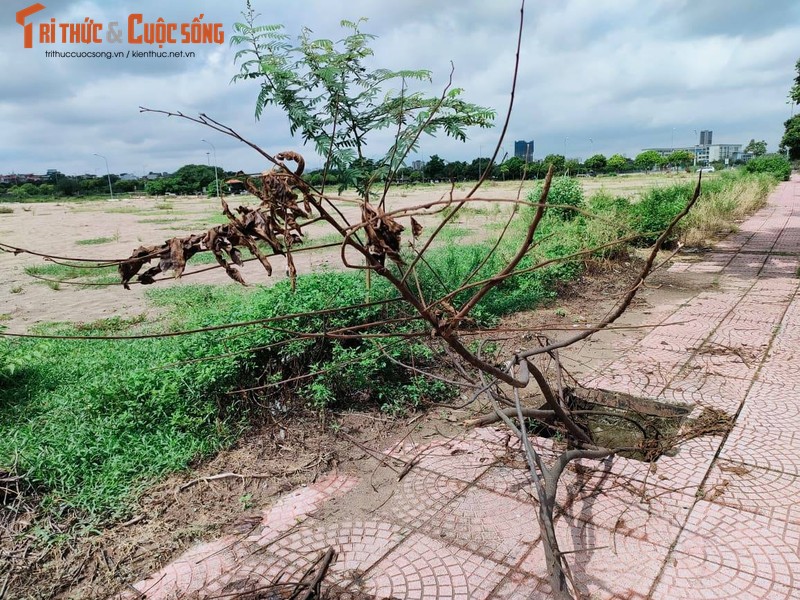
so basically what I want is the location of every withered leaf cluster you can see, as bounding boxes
[119,151,312,289]
[361,202,406,266]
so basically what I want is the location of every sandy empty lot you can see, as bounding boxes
[0,173,699,333]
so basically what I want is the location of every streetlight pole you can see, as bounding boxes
[201,139,220,198]
[93,153,114,200]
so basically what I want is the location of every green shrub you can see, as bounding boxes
[529,176,584,220]
[745,155,792,181]
[630,184,694,245]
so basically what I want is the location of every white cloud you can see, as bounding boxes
[1,0,797,175]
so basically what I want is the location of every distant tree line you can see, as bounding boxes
[0,138,782,202]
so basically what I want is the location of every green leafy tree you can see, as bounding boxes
[666,150,695,168]
[466,157,491,180]
[635,150,662,172]
[607,153,628,173]
[446,160,468,180]
[782,58,800,159]
[542,154,565,173]
[564,159,581,175]
[499,156,526,179]
[791,58,800,105]
[55,177,79,196]
[231,5,495,195]
[423,155,447,180]
[781,115,800,160]
[584,153,607,171]
[744,139,768,156]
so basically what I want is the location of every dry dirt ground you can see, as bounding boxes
[0,175,712,599]
[0,174,701,333]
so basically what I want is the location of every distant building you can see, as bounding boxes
[700,130,713,146]
[706,144,742,163]
[642,143,744,165]
[411,160,425,171]
[514,140,534,160]
[641,147,696,158]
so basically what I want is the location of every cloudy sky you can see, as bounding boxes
[1,0,798,176]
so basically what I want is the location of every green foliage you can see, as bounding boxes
[230,5,495,195]
[205,180,230,197]
[744,154,792,181]
[584,154,607,171]
[791,57,800,105]
[780,115,800,161]
[666,150,694,168]
[529,176,584,220]
[634,150,663,172]
[499,156,526,179]
[423,155,447,181]
[0,272,455,518]
[542,154,566,173]
[744,139,768,156]
[145,165,218,196]
[630,183,694,244]
[607,153,629,172]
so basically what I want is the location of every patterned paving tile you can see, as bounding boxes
[639,332,701,353]
[573,435,723,497]
[720,420,800,476]
[358,532,507,600]
[128,473,359,599]
[662,372,751,414]
[190,519,406,596]
[247,473,359,545]
[683,351,760,381]
[704,322,773,357]
[475,462,583,507]
[487,569,553,599]
[564,485,692,549]
[652,552,799,599]
[376,466,468,529]
[516,519,669,599]
[733,381,800,431]
[428,486,540,565]
[700,459,800,525]
[128,536,241,599]
[585,349,687,398]
[673,500,800,589]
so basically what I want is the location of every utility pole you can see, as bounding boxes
[93,153,114,200]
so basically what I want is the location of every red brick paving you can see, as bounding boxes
[123,174,800,598]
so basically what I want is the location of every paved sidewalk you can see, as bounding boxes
[123,174,800,599]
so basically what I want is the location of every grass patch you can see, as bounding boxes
[138,217,184,224]
[24,263,118,285]
[680,171,775,246]
[0,274,452,520]
[76,234,119,246]
[0,206,13,214]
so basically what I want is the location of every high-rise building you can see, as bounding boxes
[514,140,534,160]
[700,130,713,146]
